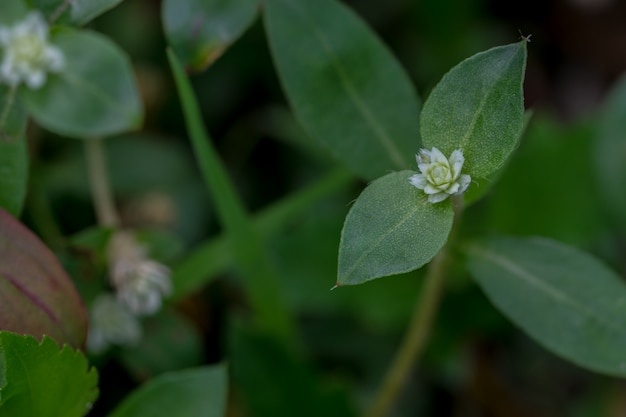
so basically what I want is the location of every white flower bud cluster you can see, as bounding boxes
[0,11,64,89]
[107,231,172,316]
[86,294,142,354]
[409,147,471,203]
[87,230,172,354]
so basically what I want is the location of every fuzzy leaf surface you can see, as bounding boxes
[338,171,453,285]
[421,42,526,178]
[21,29,142,138]
[466,236,626,377]
[264,0,421,180]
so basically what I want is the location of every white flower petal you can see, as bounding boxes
[424,184,441,194]
[87,294,142,354]
[409,173,427,189]
[428,192,449,203]
[417,149,432,172]
[447,182,460,194]
[25,71,45,89]
[449,149,464,176]
[410,147,470,204]
[457,174,471,193]
[429,147,448,164]
[0,11,64,89]
[45,47,65,71]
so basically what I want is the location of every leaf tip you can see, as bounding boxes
[518,30,532,44]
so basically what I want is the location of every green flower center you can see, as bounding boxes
[427,163,452,186]
[11,33,47,68]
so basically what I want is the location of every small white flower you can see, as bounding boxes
[0,11,64,89]
[409,147,471,203]
[87,294,142,354]
[107,231,172,316]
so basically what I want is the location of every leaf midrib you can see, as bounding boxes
[341,200,421,280]
[469,244,626,337]
[276,0,407,171]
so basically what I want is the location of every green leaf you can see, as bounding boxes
[0,208,87,348]
[337,171,453,286]
[162,0,258,72]
[0,332,98,417]
[108,364,227,417]
[463,110,533,206]
[594,75,626,231]
[21,28,143,138]
[421,41,526,179]
[0,0,29,24]
[0,137,28,216]
[32,0,124,26]
[264,0,421,181]
[466,236,626,377]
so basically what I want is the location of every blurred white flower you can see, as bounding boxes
[0,11,64,89]
[409,147,471,203]
[107,231,172,316]
[87,294,142,354]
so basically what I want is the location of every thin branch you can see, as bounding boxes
[49,0,74,24]
[85,138,119,228]
[364,196,465,417]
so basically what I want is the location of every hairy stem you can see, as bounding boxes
[365,197,464,417]
[85,139,119,228]
[364,248,448,417]
[49,0,73,24]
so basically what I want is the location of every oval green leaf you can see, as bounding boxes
[0,333,98,417]
[162,0,258,72]
[109,364,227,417]
[466,236,626,377]
[594,75,626,231]
[421,42,526,178]
[337,171,453,286]
[264,0,422,181]
[0,0,29,24]
[32,0,124,25]
[20,28,143,138]
[0,137,28,217]
[0,208,88,348]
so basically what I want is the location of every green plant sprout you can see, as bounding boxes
[1,0,626,416]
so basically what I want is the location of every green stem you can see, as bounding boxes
[364,248,448,417]
[49,0,73,24]
[365,197,464,417]
[168,49,296,343]
[0,85,17,140]
[84,139,119,228]
[171,167,354,299]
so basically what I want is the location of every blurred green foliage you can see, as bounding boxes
[4,0,626,416]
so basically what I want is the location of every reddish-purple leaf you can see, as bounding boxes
[0,208,87,348]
